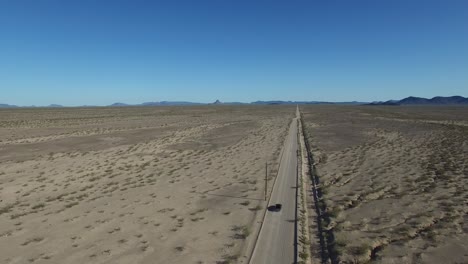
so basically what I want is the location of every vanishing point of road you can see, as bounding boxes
[250,107,300,264]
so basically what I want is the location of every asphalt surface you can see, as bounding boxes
[250,108,299,264]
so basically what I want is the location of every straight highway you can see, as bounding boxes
[250,107,299,264]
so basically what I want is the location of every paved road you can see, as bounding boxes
[250,107,299,264]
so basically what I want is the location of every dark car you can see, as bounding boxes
[268,203,282,212]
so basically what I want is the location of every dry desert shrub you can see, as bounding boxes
[301,105,468,263]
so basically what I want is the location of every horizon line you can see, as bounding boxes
[1,95,468,108]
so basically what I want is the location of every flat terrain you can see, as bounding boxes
[0,105,294,264]
[301,106,468,263]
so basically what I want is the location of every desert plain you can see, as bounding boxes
[301,105,468,264]
[0,105,294,264]
[1,104,467,264]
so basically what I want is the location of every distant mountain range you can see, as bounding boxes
[369,96,468,106]
[251,100,365,105]
[1,96,467,108]
[0,103,63,108]
[108,100,366,106]
[109,101,204,107]
[0,103,19,108]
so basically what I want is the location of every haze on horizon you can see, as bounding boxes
[1,1,467,106]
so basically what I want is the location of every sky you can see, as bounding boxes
[0,0,467,106]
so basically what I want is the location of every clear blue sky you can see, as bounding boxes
[1,0,467,106]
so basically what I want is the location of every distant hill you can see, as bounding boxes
[140,101,203,106]
[0,103,19,108]
[107,101,204,106]
[48,104,64,108]
[110,102,130,107]
[251,100,365,105]
[369,96,468,106]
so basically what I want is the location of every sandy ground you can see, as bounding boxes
[301,106,468,264]
[0,105,294,264]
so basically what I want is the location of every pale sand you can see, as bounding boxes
[302,105,468,264]
[0,106,294,264]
